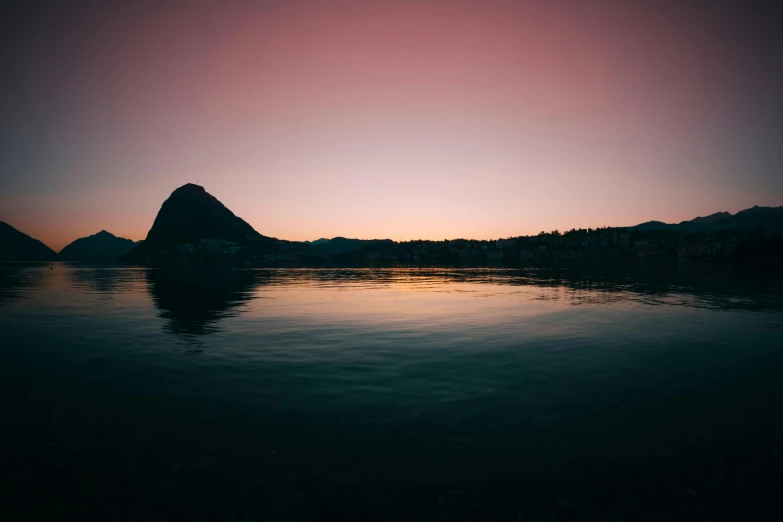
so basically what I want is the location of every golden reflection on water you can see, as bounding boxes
[247,279,573,327]
[4,264,783,340]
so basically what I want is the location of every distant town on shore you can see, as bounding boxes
[2,183,782,265]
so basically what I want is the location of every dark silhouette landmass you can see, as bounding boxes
[2,183,781,265]
[120,183,280,264]
[291,206,782,265]
[110,184,781,266]
[302,236,394,257]
[0,221,58,262]
[634,206,783,234]
[58,230,137,263]
[689,211,733,224]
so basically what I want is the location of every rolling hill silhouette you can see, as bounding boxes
[0,222,58,262]
[59,230,137,263]
[634,206,783,234]
[303,236,394,255]
[120,184,277,263]
[688,211,732,224]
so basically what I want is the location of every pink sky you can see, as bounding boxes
[1,0,781,251]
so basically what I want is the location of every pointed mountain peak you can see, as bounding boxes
[59,230,136,261]
[120,184,277,264]
[171,183,207,196]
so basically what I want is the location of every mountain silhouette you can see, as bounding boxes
[685,211,732,225]
[634,220,673,231]
[58,230,137,263]
[121,183,276,263]
[0,222,58,262]
[634,206,783,234]
[304,236,393,255]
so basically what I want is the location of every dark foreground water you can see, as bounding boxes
[1,262,783,521]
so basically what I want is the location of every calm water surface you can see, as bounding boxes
[1,263,783,520]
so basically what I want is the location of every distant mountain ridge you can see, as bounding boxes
[59,230,137,262]
[686,211,732,224]
[4,189,781,266]
[302,236,394,255]
[0,221,58,262]
[634,206,783,234]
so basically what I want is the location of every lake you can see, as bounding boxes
[1,262,783,521]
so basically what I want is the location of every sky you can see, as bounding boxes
[1,0,781,251]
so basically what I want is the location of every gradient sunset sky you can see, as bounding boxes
[1,0,781,251]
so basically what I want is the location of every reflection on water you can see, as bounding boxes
[1,261,783,520]
[66,266,136,295]
[7,262,779,331]
[0,263,48,306]
[139,264,783,339]
[146,268,261,336]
